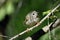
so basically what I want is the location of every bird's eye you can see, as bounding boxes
[33,13,34,15]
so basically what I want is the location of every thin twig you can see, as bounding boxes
[25,19,60,40]
[9,4,60,40]
[0,35,10,38]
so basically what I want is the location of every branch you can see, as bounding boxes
[0,35,9,38]
[9,4,60,40]
[52,19,60,27]
[43,19,60,32]
[24,19,60,40]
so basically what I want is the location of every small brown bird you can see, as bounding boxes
[24,11,40,26]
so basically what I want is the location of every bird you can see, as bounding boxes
[24,11,40,26]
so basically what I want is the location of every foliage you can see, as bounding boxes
[0,0,60,40]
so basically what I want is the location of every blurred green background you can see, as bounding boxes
[0,0,60,40]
